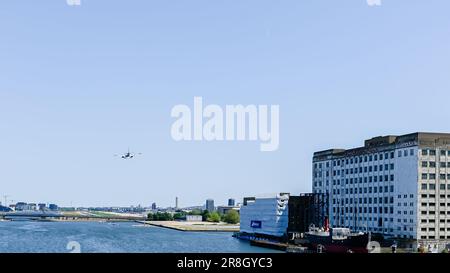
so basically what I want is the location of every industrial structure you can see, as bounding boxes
[313,132,450,247]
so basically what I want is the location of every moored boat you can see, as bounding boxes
[305,225,370,253]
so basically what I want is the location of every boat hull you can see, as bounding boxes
[305,233,370,253]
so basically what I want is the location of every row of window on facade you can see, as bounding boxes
[421,210,450,215]
[338,216,394,222]
[314,151,400,169]
[332,185,394,195]
[421,194,450,198]
[421,161,450,168]
[422,173,450,180]
[421,149,450,157]
[333,195,395,205]
[314,154,396,170]
[338,217,405,228]
[398,218,415,223]
[331,185,396,196]
[421,202,450,207]
[332,206,398,214]
[421,182,450,190]
[315,163,396,178]
[314,175,396,187]
[314,148,450,170]
[421,235,450,239]
[420,219,450,224]
[421,227,450,232]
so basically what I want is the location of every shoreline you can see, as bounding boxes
[138,221,240,232]
[0,218,135,223]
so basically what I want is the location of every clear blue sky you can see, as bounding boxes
[1,1,450,207]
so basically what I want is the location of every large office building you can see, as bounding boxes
[313,132,450,243]
[205,199,215,212]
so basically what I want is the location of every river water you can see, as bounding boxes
[0,221,277,253]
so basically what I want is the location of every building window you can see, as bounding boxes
[422,149,428,156]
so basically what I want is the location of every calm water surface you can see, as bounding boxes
[0,221,278,253]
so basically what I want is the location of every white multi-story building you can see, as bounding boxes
[240,193,290,238]
[313,133,450,243]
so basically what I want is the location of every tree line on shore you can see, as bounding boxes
[147,209,239,224]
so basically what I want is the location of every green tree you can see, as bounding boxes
[223,210,240,224]
[189,209,203,216]
[173,212,186,220]
[202,210,210,221]
[148,212,174,221]
[162,212,174,221]
[147,213,154,221]
[207,211,221,223]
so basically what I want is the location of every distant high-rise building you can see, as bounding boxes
[48,204,58,211]
[15,202,28,211]
[175,197,179,209]
[228,198,236,207]
[151,202,157,210]
[38,203,46,211]
[28,203,37,211]
[206,199,215,212]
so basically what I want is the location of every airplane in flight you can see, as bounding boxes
[115,148,142,159]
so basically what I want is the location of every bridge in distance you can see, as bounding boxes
[0,211,146,221]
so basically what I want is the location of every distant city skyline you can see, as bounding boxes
[2,1,450,207]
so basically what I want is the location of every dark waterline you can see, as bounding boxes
[0,221,279,253]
